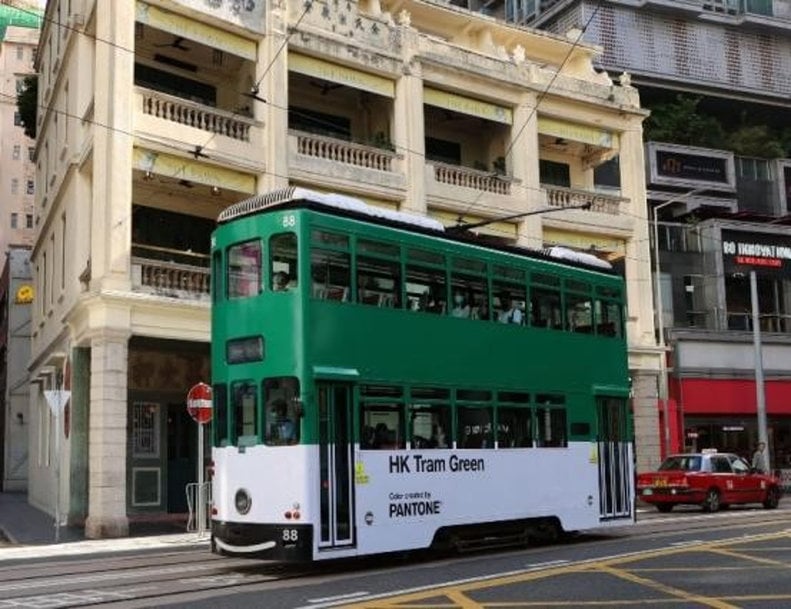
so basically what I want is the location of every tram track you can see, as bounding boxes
[0,507,787,608]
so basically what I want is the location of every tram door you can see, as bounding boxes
[317,383,355,549]
[596,396,632,519]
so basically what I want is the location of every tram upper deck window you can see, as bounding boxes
[270,233,298,292]
[595,286,624,337]
[231,380,258,447]
[311,230,350,301]
[264,377,301,446]
[451,257,487,320]
[406,248,446,314]
[227,240,262,299]
[531,273,562,329]
[565,280,593,334]
[357,239,401,309]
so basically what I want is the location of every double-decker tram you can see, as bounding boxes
[210,187,634,562]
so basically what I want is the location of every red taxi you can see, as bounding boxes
[637,451,782,513]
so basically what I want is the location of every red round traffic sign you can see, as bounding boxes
[187,382,213,425]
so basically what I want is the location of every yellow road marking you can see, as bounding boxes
[594,564,740,609]
[340,530,791,608]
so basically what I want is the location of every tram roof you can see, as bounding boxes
[217,187,615,275]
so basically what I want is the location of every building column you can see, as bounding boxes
[394,25,425,214]
[68,347,89,526]
[84,333,130,538]
[259,2,289,192]
[510,94,543,248]
[631,369,661,471]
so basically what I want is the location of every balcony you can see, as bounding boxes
[131,245,210,302]
[544,185,625,215]
[288,130,406,195]
[134,87,263,170]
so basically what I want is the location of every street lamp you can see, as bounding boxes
[652,187,708,456]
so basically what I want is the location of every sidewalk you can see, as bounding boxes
[0,492,208,560]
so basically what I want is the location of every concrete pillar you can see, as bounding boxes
[259,3,289,192]
[631,369,661,472]
[92,2,135,292]
[510,94,543,248]
[68,347,89,526]
[85,333,130,538]
[394,28,425,214]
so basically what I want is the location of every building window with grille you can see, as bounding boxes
[26,214,33,228]
[12,145,20,160]
[11,178,18,194]
[10,213,18,229]
[14,112,22,126]
[28,147,34,161]
[132,402,160,458]
[26,180,34,195]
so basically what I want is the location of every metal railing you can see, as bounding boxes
[139,88,253,142]
[669,309,791,334]
[544,185,624,215]
[186,481,212,534]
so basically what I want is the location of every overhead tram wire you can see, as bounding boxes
[9,87,740,281]
[451,0,609,225]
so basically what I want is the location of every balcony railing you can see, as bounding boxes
[293,131,397,172]
[431,162,512,196]
[131,247,210,302]
[544,185,624,215]
[139,88,253,142]
[669,308,791,334]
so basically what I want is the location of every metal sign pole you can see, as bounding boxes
[54,392,61,544]
[197,422,205,536]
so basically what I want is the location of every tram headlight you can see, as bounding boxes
[235,488,252,515]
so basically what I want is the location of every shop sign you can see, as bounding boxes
[646,142,735,190]
[722,230,791,277]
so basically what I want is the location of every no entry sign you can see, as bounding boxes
[187,382,213,425]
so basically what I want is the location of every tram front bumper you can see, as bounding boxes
[212,521,313,562]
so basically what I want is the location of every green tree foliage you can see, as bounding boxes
[644,95,725,149]
[16,74,37,140]
[726,124,785,158]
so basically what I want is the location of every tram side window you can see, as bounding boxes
[531,286,562,329]
[227,240,262,298]
[451,257,487,320]
[311,249,350,301]
[409,404,451,449]
[270,233,298,291]
[595,298,623,338]
[457,406,494,449]
[231,380,258,447]
[360,403,405,450]
[357,255,401,308]
[493,280,526,325]
[213,383,228,447]
[497,406,532,448]
[566,294,593,333]
[263,377,301,446]
[405,250,446,314]
[535,394,567,448]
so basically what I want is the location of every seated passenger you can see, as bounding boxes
[498,297,524,325]
[451,291,471,318]
[269,399,296,443]
[273,271,291,291]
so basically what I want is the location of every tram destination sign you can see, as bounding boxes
[722,230,791,277]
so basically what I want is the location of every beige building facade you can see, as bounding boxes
[29,0,660,537]
[0,12,39,255]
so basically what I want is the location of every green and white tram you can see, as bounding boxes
[210,187,633,562]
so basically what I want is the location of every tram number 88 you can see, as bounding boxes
[282,529,299,543]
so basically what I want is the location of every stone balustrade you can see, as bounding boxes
[544,185,624,215]
[431,162,512,196]
[294,131,397,172]
[139,88,253,142]
[131,257,210,301]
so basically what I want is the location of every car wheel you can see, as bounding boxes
[703,488,720,513]
[655,503,674,513]
[763,487,780,510]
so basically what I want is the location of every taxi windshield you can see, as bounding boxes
[659,455,701,471]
